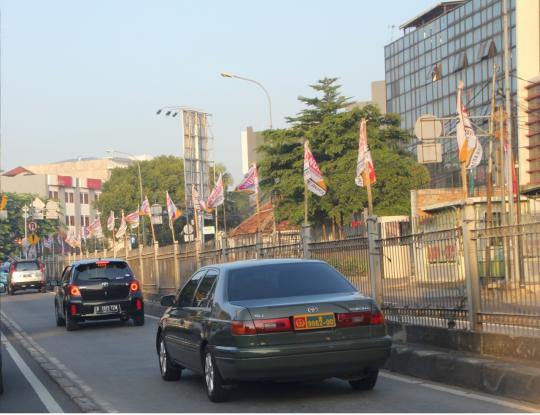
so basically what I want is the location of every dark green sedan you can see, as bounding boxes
[156,259,391,402]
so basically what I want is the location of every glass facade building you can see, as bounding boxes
[384,0,517,189]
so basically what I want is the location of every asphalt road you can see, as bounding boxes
[0,291,537,413]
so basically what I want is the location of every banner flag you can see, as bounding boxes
[139,197,151,216]
[456,84,482,170]
[235,163,258,194]
[125,210,140,229]
[166,191,182,229]
[116,212,127,239]
[303,140,327,196]
[207,173,225,210]
[107,211,115,231]
[355,118,376,187]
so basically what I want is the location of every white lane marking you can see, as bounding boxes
[380,371,540,413]
[2,333,64,413]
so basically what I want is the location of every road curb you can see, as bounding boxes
[1,310,117,413]
[384,343,540,405]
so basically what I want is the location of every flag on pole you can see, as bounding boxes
[355,118,376,187]
[192,185,209,212]
[207,173,225,210]
[235,163,258,194]
[456,83,482,170]
[87,217,103,239]
[304,140,327,196]
[116,212,127,239]
[125,210,140,229]
[139,197,151,216]
[107,211,115,231]
[166,191,182,228]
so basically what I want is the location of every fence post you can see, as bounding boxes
[173,241,180,290]
[302,224,312,259]
[153,242,160,293]
[221,235,229,263]
[195,239,202,269]
[367,216,383,305]
[462,202,481,331]
[256,233,263,259]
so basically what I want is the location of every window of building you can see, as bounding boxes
[48,191,58,201]
[80,193,89,204]
[65,192,74,203]
[81,216,89,227]
[452,51,468,72]
[430,64,442,81]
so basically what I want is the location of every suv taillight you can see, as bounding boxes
[68,284,81,297]
[130,280,140,293]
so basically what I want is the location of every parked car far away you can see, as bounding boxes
[156,259,392,402]
[7,259,46,295]
[54,259,145,331]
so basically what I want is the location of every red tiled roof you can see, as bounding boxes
[229,200,298,237]
[2,166,34,177]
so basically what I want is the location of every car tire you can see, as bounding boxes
[55,302,65,327]
[7,285,14,295]
[204,348,228,402]
[158,336,181,381]
[349,369,379,391]
[40,287,47,293]
[65,309,79,331]
[133,312,145,326]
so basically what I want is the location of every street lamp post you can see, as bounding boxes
[106,149,146,244]
[220,72,273,129]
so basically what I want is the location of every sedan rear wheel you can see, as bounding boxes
[159,337,181,381]
[349,369,379,391]
[204,349,228,402]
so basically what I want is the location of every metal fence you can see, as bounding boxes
[47,212,540,339]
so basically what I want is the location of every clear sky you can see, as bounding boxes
[0,0,434,185]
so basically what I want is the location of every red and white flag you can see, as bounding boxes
[166,191,182,228]
[116,211,127,239]
[192,185,209,212]
[87,217,103,239]
[207,173,225,210]
[139,196,151,216]
[355,118,376,187]
[235,163,258,194]
[456,82,482,170]
[107,211,115,231]
[304,141,327,196]
[125,210,140,229]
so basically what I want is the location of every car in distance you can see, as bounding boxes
[0,261,9,285]
[7,259,46,295]
[54,259,144,331]
[156,259,391,402]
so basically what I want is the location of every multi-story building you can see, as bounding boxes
[241,127,265,174]
[384,0,540,190]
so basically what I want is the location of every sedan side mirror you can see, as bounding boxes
[160,295,175,307]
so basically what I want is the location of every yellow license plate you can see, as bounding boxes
[293,312,336,331]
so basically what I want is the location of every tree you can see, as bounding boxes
[286,77,353,129]
[258,78,430,227]
[97,156,185,245]
[0,193,58,260]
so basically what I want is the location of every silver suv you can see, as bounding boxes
[7,260,46,295]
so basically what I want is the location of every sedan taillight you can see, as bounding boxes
[370,310,385,325]
[232,318,292,335]
[335,312,371,328]
[231,320,257,335]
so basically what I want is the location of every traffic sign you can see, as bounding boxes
[28,221,39,232]
[28,234,40,245]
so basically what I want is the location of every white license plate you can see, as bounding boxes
[94,305,120,314]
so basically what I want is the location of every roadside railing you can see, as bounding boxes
[45,210,540,338]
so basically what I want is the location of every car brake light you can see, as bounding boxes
[10,264,15,273]
[39,261,44,273]
[96,261,109,267]
[254,318,292,333]
[336,312,371,328]
[69,284,81,297]
[71,304,77,315]
[370,310,385,325]
[231,320,257,335]
[136,299,142,310]
[130,280,140,293]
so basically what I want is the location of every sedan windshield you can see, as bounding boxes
[227,262,355,301]
[74,261,132,283]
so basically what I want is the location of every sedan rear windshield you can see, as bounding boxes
[74,261,132,282]
[15,261,40,271]
[227,262,355,301]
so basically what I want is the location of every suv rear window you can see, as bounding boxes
[15,261,40,271]
[227,262,355,301]
[74,261,133,283]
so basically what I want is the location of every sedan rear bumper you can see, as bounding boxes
[213,336,392,382]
